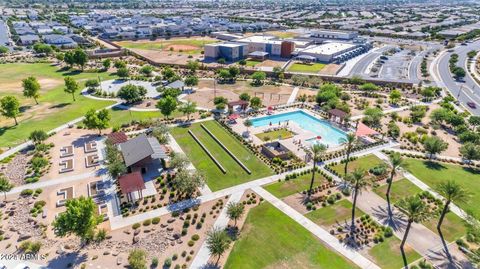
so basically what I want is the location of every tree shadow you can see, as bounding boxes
[46,250,88,268]
[49,103,71,109]
[423,161,447,171]
[19,105,32,113]
[199,262,220,269]
[61,69,83,76]
[370,204,407,232]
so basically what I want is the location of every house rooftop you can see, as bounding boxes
[119,134,154,167]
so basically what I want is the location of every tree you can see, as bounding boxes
[387,121,400,139]
[33,43,53,55]
[436,180,469,232]
[359,82,379,92]
[389,89,402,105]
[151,123,170,144]
[347,169,368,232]
[117,67,130,78]
[114,60,126,69]
[22,77,41,105]
[170,153,190,171]
[228,66,240,80]
[156,96,177,119]
[0,46,8,54]
[73,49,88,70]
[161,67,176,81]
[0,96,20,125]
[29,130,48,144]
[423,136,448,159]
[363,107,384,127]
[64,51,75,68]
[243,119,252,132]
[460,143,480,163]
[420,87,437,101]
[217,69,232,83]
[206,227,231,265]
[397,196,429,268]
[53,196,102,241]
[307,143,327,199]
[410,105,427,123]
[178,101,196,120]
[453,67,466,80]
[128,249,147,269]
[186,60,200,73]
[172,170,205,198]
[102,59,111,70]
[239,93,250,101]
[83,109,110,135]
[340,133,357,176]
[64,77,79,102]
[250,96,262,110]
[85,79,99,92]
[385,152,403,206]
[226,202,245,227]
[117,85,146,103]
[107,160,126,179]
[184,75,199,88]
[251,71,266,86]
[140,65,154,76]
[0,175,13,201]
[468,116,480,131]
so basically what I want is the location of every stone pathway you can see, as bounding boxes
[252,186,381,269]
[286,86,299,104]
[190,191,244,269]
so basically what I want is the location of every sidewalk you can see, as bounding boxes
[253,186,381,269]
[190,191,244,269]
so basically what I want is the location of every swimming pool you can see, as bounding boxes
[251,110,347,146]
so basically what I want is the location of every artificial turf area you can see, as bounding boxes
[368,236,421,269]
[263,172,327,198]
[373,178,466,242]
[305,199,365,227]
[170,120,272,191]
[330,154,385,176]
[402,158,480,216]
[224,202,359,269]
[0,63,117,148]
[255,128,294,141]
[287,62,326,73]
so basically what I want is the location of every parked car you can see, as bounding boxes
[467,102,477,109]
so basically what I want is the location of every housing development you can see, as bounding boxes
[1,0,480,269]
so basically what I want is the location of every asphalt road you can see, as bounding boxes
[435,40,480,115]
[347,45,393,77]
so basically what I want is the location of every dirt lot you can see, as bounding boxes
[129,49,204,65]
[255,59,288,68]
[320,64,343,75]
[185,79,294,109]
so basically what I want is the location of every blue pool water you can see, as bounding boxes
[251,110,347,146]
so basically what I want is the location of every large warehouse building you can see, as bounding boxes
[309,30,358,42]
[235,35,295,58]
[296,41,370,63]
[204,42,248,61]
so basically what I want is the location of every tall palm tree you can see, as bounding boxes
[386,152,403,202]
[397,196,429,268]
[347,168,368,232]
[340,133,357,176]
[436,180,469,231]
[307,143,327,199]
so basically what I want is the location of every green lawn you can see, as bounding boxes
[373,177,466,241]
[288,62,326,73]
[330,154,385,176]
[170,120,272,191]
[263,172,326,198]
[108,107,183,127]
[116,39,218,54]
[224,202,359,269]
[368,236,421,269]
[306,199,365,227]
[373,178,422,204]
[245,60,262,67]
[402,158,480,216]
[0,63,117,148]
[255,128,294,141]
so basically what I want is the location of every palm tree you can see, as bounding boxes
[226,201,245,227]
[340,133,357,176]
[307,143,327,200]
[436,180,469,231]
[0,176,13,201]
[206,227,231,265]
[347,169,368,232]
[244,119,252,133]
[397,196,429,267]
[386,152,403,203]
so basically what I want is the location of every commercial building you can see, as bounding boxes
[296,41,370,63]
[309,30,358,41]
[204,42,248,61]
[235,35,295,58]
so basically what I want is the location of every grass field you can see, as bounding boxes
[108,107,183,127]
[402,158,480,216]
[245,60,262,67]
[368,236,421,269]
[288,62,326,73]
[263,172,326,198]
[115,38,218,54]
[224,202,359,269]
[330,154,385,176]
[170,120,272,191]
[255,128,294,141]
[373,178,465,242]
[306,199,365,227]
[263,31,299,39]
[0,63,117,148]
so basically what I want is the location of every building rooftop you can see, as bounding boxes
[119,134,154,167]
[118,171,146,194]
[300,42,356,56]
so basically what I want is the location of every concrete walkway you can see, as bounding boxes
[190,191,244,269]
[287,87,299,104]
[253,186,381,269]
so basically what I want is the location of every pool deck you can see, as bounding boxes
[230,108,351,159]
